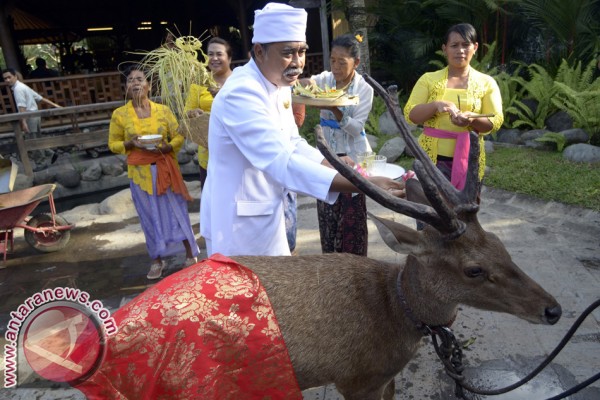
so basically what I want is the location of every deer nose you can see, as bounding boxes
[545,305,562,325]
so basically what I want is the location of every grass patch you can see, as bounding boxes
[485,146,600,211]
[394,146,600,211]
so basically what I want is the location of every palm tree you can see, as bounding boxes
[344,0,599,94]
[516,0,600,66]
[421,0,517,64]
[367,0,444,92]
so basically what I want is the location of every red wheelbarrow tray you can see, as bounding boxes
[0,184,58,230]
[0,184,74,262]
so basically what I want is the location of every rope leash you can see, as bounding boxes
[429,298,600,399]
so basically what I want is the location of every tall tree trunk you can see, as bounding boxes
[345,0,370,75]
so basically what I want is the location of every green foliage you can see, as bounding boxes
[367,0,600,138]
[505,100,545,130]
[534,132,567,152]
[550,59,600,141]
[298,106,321,147]
[494,58,600,138]
[485,146,600,211]
[23,44,61,70]
[504,63,558,129]
[553,82,600,140]
[554,58,600,92]
[368,0,450,92]
[517,0,600,64]
[364,96,386,137]
[493,68,522,129]
[471,42,501,75]
[1,43,62,72]
[429,51,445,70]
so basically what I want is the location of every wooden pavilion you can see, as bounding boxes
[0,0,328,175]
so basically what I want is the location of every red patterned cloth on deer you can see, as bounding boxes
[75,253,302,399]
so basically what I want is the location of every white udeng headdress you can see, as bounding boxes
[252,2,307,44]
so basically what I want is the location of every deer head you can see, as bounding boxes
[315,75,561,326]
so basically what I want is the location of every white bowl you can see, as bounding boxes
[138,135,162,149]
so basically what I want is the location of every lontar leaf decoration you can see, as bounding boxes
[128,31,216,140]
[293,81,346,99]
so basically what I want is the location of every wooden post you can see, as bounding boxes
[13,124,34,177]
[319,0,330,71]
[289,0,330,71]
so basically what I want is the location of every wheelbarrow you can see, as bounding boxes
[0,183,74,262]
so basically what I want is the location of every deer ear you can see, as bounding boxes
[368,212,421,253]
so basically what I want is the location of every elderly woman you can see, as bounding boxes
[109,65,199,279]
[306,33,374,256]
[404,23,503,192]
[184,37,233,188]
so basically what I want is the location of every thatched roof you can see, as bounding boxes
[10,7,78,44]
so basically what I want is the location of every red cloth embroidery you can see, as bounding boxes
[75,254,302,399]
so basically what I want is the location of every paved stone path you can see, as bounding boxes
[1,185,598,399]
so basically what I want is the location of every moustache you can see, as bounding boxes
[284,68,303,77]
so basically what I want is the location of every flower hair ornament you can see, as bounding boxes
[355,34,363,43]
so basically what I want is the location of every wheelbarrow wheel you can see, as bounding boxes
[24,213,71,253]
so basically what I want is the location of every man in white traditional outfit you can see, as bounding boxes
[200,2,404,256]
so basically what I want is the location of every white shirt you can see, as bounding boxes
[200,59,339,256]
[12,80,42,112]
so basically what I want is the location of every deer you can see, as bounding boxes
[74,76,562,400]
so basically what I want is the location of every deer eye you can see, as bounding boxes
[464,267,484,278]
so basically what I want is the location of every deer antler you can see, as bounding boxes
[315,75,484,238]
[315,126,465,237]
[362,74,480,211]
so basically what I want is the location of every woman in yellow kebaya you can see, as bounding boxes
[184,37,233,188]
[109,65,199,279]
[404,23,503,192]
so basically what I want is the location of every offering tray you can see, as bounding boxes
[292,94,359,107]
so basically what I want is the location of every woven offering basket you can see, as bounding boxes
[181,113,210,147]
